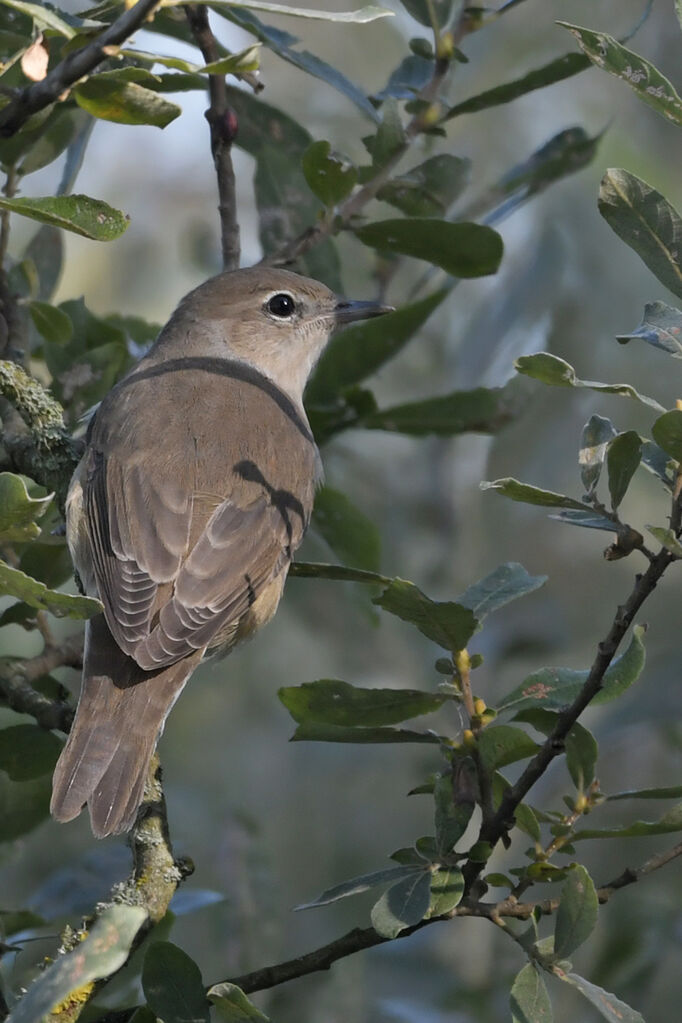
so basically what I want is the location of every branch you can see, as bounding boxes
[185,5,240,271]
[222,840,682,994]
[0,0,164,138]
[0,635,82,732]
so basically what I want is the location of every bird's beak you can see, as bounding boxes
[334,298,394,326]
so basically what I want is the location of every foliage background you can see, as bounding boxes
[1,1,681,1021]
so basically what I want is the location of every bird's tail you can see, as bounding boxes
[51,615,201,838]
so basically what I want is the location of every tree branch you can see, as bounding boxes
[0,1,164,138]
[0,635,82,732]
[185,5,240,271]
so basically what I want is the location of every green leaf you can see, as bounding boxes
[556,973,644,1023]
[354,219,503,278]
[373,53,433,104]
[579,415,617,496]
[0,473,52,542]
[0,0,76,38]
[142,942,210,1023]
[18,109,91,178]
[477,725,539,772]
[606,431,642,509]
[6,907,147,1023]
[646,525,682,557]
[515,352,665,411]
[178,1,393,23]
[510,962,553,1023]
[426,866,464,918]
[617,301,682,358]
[399,0,457,28]
[208,983,270,1022]
[311,486,380,572]
[290,722,440,743]
[564,722,598,790]
[0,560,102,619]
[0,194,129,241]
[480,478,587,511]
[0,725,62,781]
[554,865,599,958]
[289,562,388,585]
[365,382,520,436]
[296,865,423,910]
[641,439,676,489]
[652,409,682,462]
[363,98,406,169]
[74,77,181,128]
[608,785,682,801]
[549,510,616,533]
[0,908,45,937]
[599,169,682,301]
[0,771,51,842]
[29,301,73,346]
[24,224,63,301]
[434,772,473,855]
[306,288,447,404]
[446,52,589,120]
[279,679,447,727]
[302,140,356,207]
[559,22,682,129]
[457,562,546,621]
[573,801,682,841]
[370,869,432,938]
[377,154,470,216]
[373,578,477,651]
[199,44,261,74]
[499,626,646,712]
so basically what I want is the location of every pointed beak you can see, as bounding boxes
[334,298,394,326]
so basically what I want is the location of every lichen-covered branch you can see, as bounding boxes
[185,4,241,271]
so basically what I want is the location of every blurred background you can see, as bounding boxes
[1,1,681,1021]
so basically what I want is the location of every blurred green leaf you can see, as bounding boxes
[208,983,270,1022]
[365,382,519,436]
[559,22,682,129]
[0,473,52,542]
[573,801,682,840]
[478,726,539,771]
[480,478,587,511]
[29,301,73,346]
[652,409,682,462]
[617,301,682,358]
[556,973,644,1022]
[302,140,356,207]
[0,0,75,37]
[515,352,665,411]
[296,865,423,910]
[377,154,470,216]
[549,509,616,533]
[399,0,457,28]
[0,771,50,842]
[608,785,682,801]
[499,626,646,712]
[599,169,682,301]
[434,772,473,855]
[579,415,617,496]
[24,225,63,301]
[19,541,73,590]
[289,561,388,585]
[0,725,62,781]
[290,722,441,743]
[0,908,45,936]
[74,77,181,127]
[199,1,393,23]
[373,578,477,651]
[363,98,406,170]
[606,431,642,509]
[372,54,433,103]
[565,721,598,789]
[199,44,261,74]
[446,52,589,119]
[510,962,553,1023]
[17,109,90,178]
[354,218,503,278]
[370,869,431,938]
[306,289,447,404]
[426,866,464,918]
[311,486,380,572]
[554,865,598,958]
[278,679,448,726]
[646,525,682,557]
[8,907,147,1023]
[0,560,102,619]
[142,942,210,1023]
[0,194,129,241]
[458,562,546,621]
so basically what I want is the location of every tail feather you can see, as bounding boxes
[51,615,200,837]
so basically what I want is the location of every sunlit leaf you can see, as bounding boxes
[559,22,682,128]
[302,140,356,207]
[74,77,181,128]
[579,415,617,496]
[599,169,682,301]
[208,983,270,1022]
[199,44,261,74]
[616,301,682,358]
[480,478,587,511]
[652,409,682,462]
[515,352,665,411]
[171,1,394,23]
[0,472,52,542]
[573,801,682,840]
[646,525,682,557]
[354,218,503,278]
[0,194,129,241]
[278,679,448,727]
[426,866,464,918]
[0,560,102,619]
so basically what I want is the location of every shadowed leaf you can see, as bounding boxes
[458,562,546,620]
[426,866,464,918]
[296,865,423,910]
[579,415,617,495]
[477,725,539,771]
[302,140,356,207]
[0,725,62,781]
[617,301,682,357]
[354,218,503,278]
[556,973,644,1022]
[365,382,520,436]
[652,409,682,462]
[565,722,598,789]
[573,801,682,840]
[377,155,470,216]
[554,865,598,957]
[312,487,380,572]
[510,962,553,1023]
[142,942,210,1023]
[480,478,587,511]
[278,679,448,726]
[290,722,441,743]
[373,578,477,651]
[606,431,642,509]
[370,869,432,937]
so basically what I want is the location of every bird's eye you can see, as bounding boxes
[266,293,296,318]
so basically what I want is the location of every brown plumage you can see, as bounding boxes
[51,267,390,837]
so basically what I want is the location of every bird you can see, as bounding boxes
[50,266,391,838]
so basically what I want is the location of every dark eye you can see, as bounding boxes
[267,293,296,318]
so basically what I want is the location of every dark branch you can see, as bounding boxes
[0,635,82,732]
[0,0,164,138]
[185,4,241,272]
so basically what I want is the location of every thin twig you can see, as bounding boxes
[0,0,163,137]
[185,5,240,271]
[0,636,82,731]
